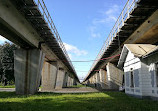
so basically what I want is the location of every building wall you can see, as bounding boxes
[142,52,158,98]
[124,51,143,96]
[124,51,158,99]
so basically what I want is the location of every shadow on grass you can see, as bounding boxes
[0,92,158,111]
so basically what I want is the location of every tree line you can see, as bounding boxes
[0,42,18,85]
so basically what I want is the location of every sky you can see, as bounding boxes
[0,0,127,81]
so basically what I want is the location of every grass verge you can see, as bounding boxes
[0,85,15,88]
[0,91,158,111]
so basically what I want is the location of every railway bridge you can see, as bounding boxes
[83,0,158,90]
[0,0,79,94]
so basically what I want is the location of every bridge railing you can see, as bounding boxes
[34,0,76,73]
[88,0,138,76]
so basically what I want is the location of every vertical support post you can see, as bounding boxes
[106,62,123,90]
[55,67,65,89]
[14,48,45,95]
[41,61,58,91]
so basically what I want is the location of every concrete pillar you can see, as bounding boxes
[55,68,65,89]
[69,77,73,86]
[96,72,101,89]
[99,69,108,89]
[73,79,77,85]
[14,48,45,95]
[92,75,96,87]
[71,78,74,86]
[106,62,123,90]
[41,61,57,91]
[63,72,68,87]
[94,74,97,87]
[67,76,71,87]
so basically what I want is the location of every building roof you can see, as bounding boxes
[117,44,158,68]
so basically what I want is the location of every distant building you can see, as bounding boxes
[118,44,158,99]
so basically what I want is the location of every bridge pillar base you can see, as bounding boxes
[63,72,68,87]
[55,68,65,89]
[41,61,58,91]
[106,62,123,90]
[14,48,45,95]
[99,69,108,89]
[96,72,101,89]
[67,76,71,87]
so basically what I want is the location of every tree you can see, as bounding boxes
[0,42,18,85]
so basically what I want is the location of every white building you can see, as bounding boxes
[118,44,158,99]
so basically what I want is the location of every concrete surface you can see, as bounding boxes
[14,48,45,95]
[41,61,58,91]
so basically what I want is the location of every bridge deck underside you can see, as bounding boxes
[9,0,78,79]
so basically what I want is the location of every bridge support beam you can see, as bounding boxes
[14,48,45,95]
[99,69,108,89]
[67,76,70,87]
[73,79,77,85]
[41,61,58,91]
[71,78,74,86]
[55,68,65,89]
[106,62,123,90]
[96,72,101,89]
[63,72,68,87]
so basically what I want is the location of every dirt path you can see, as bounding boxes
[0,88,15,92]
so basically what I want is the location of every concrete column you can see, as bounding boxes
[71,78,74,86]
[67,76,71,87]
[14,48,45,95]
[63,72,68,87]
[106,62,123,90]
[73,79,77,85]
[96,72,101,89]
[41,61,57,91]
[94,74,97,87]
[99,69,108,89]
[55,68,65,89]
[69,77,73,86]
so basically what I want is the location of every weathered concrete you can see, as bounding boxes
[99,69,108,89]
[41,61,58,91]
[96,72,101,88]
[63,72,68,87]
[73,79,77,85]
[55,68,65,89]
[14,48,45,94]
[67,76,71,87]
[106,62,123,90]
[0,0,78,89]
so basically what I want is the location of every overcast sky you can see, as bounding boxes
[0,0,127,81]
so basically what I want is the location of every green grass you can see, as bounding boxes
[0,92,158,111]
[68,84,88,88]
[0,85,15,88]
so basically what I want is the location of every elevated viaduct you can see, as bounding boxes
[0,0,79,94]
[83,0,158,90]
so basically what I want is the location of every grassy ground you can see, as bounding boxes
[0,92,158,111]
[0,85,15,88]
[68,84,88,88]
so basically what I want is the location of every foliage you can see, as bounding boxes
[0,85,15,88]
[0,92,158,111]
[69,84,88,88]
[0,42,18,85]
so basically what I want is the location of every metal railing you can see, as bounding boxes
[34,0,76,73]
[88,0,138,77]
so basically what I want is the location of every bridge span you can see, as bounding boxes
[83,0,158,90]
[0,0,79,94]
